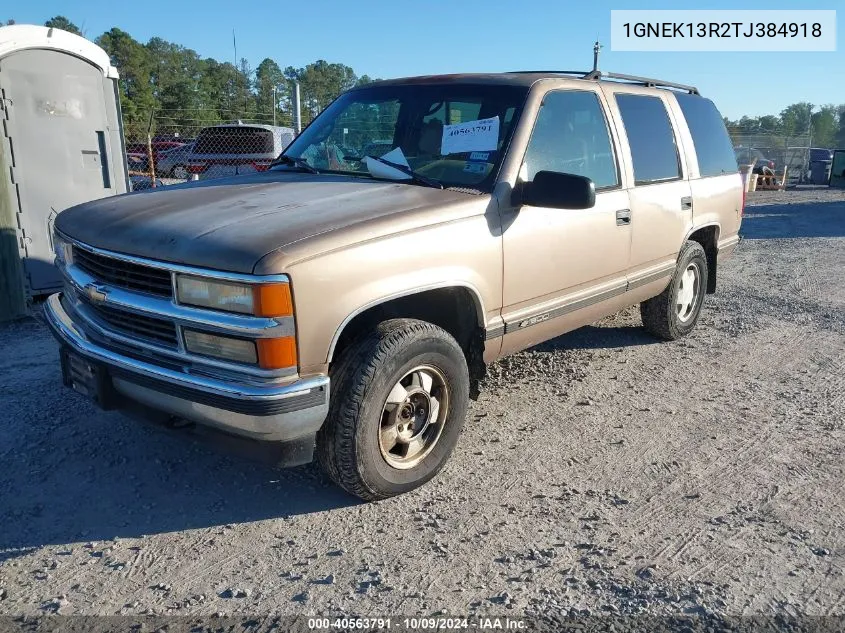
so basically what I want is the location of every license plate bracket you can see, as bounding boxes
[60,349,118,410]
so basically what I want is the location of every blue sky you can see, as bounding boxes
[10,0,844,120]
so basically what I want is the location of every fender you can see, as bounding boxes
[326,281,487,363]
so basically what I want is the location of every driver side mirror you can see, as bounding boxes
[516,170,596,210]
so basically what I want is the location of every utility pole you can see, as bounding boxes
[272,85,277,127]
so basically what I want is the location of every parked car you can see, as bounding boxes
[735,147,775,174]
[125,140,185,164]
[48,71,743,501]
[125,152,149,174]
[156,142,195,179]
[129,175,166,191]
[187,123,295,180]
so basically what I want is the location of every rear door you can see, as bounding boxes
[602,89,693,288]
[0,49,121,291]
[672,93,743,251]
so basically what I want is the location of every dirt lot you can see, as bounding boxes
[1,188,843,624]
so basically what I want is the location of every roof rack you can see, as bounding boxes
[583,71,699,95]
[506,70,591,76]
[506,69,699,95]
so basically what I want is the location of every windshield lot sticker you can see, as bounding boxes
[463,162,487,174]
[442,117,500,155]
[469,151,490,161]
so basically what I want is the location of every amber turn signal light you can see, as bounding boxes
[256,336,297,369]
[254,283,293,318]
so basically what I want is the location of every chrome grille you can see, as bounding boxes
[73,247,173,298]
[81,297,179,348]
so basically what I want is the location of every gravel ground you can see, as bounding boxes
[0,188,843,625]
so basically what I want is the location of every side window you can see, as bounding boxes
[615,94,681,184]
[522,90,619,189]
[674,93,738,177]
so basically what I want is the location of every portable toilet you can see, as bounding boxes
[0,24,129,321]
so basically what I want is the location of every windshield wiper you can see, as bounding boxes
[364,155,443,189]
[270,154,320,174]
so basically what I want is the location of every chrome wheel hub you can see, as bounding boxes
[379,365,449,469]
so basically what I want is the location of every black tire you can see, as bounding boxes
[316,318,470,501]
[640,240,708,341]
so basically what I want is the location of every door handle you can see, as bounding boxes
[616,209,631,226]
[681,196,693,210]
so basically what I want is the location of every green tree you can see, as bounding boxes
[779,102,813,138]
[97,28,156,139]
[757,115,780,132]
[810,105,838,148]
[743,116,763,133]
[255,58,285,124]
[295,60,358,118]
[44,16,81,36]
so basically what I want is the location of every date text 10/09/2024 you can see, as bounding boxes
[307,617,528,630]
[622,22,823,38]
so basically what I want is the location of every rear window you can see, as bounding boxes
[615,94,681,184]
[194,127,275,155]
[675,93,737,177]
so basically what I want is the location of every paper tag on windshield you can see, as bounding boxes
[363,146,412,181]
[441,117,499,155]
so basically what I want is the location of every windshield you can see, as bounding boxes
[278,83,528,191]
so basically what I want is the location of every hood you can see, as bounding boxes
[55,172,479,274]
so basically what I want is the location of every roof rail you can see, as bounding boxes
[506,70,699,95]
[583,71,699,95]
[506,70,591,76]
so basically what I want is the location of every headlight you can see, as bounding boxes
[183,330,297,369]
[53,232,74,266]
[175,275,292,317]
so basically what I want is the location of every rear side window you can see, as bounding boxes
[675,93,737,177]
[615,94,681,184]
[194,127,275,155]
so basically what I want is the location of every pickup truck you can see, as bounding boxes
[46,71,743,501]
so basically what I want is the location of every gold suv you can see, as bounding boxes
[46,71,743,500]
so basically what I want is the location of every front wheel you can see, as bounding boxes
[172,165,188,180]
[316,319,470,501]
[640,240,708,341]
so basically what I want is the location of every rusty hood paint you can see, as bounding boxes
[54,171,480,274]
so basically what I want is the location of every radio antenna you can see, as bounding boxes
[592,40,603,73]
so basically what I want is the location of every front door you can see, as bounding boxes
[501,88,631,354]
[0,49,121,292]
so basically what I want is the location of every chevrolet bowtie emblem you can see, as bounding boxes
[83,284,108,303]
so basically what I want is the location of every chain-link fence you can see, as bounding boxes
[728,130,814,184]
[124,103,321,188]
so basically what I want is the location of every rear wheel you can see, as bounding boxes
[316,319,469,501]
[640,240,708,341]
[172,165,188,180]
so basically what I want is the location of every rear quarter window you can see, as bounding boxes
[675,94,738,178]
[194,127,275,155]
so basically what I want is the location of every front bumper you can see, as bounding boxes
[43,293,330,448]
